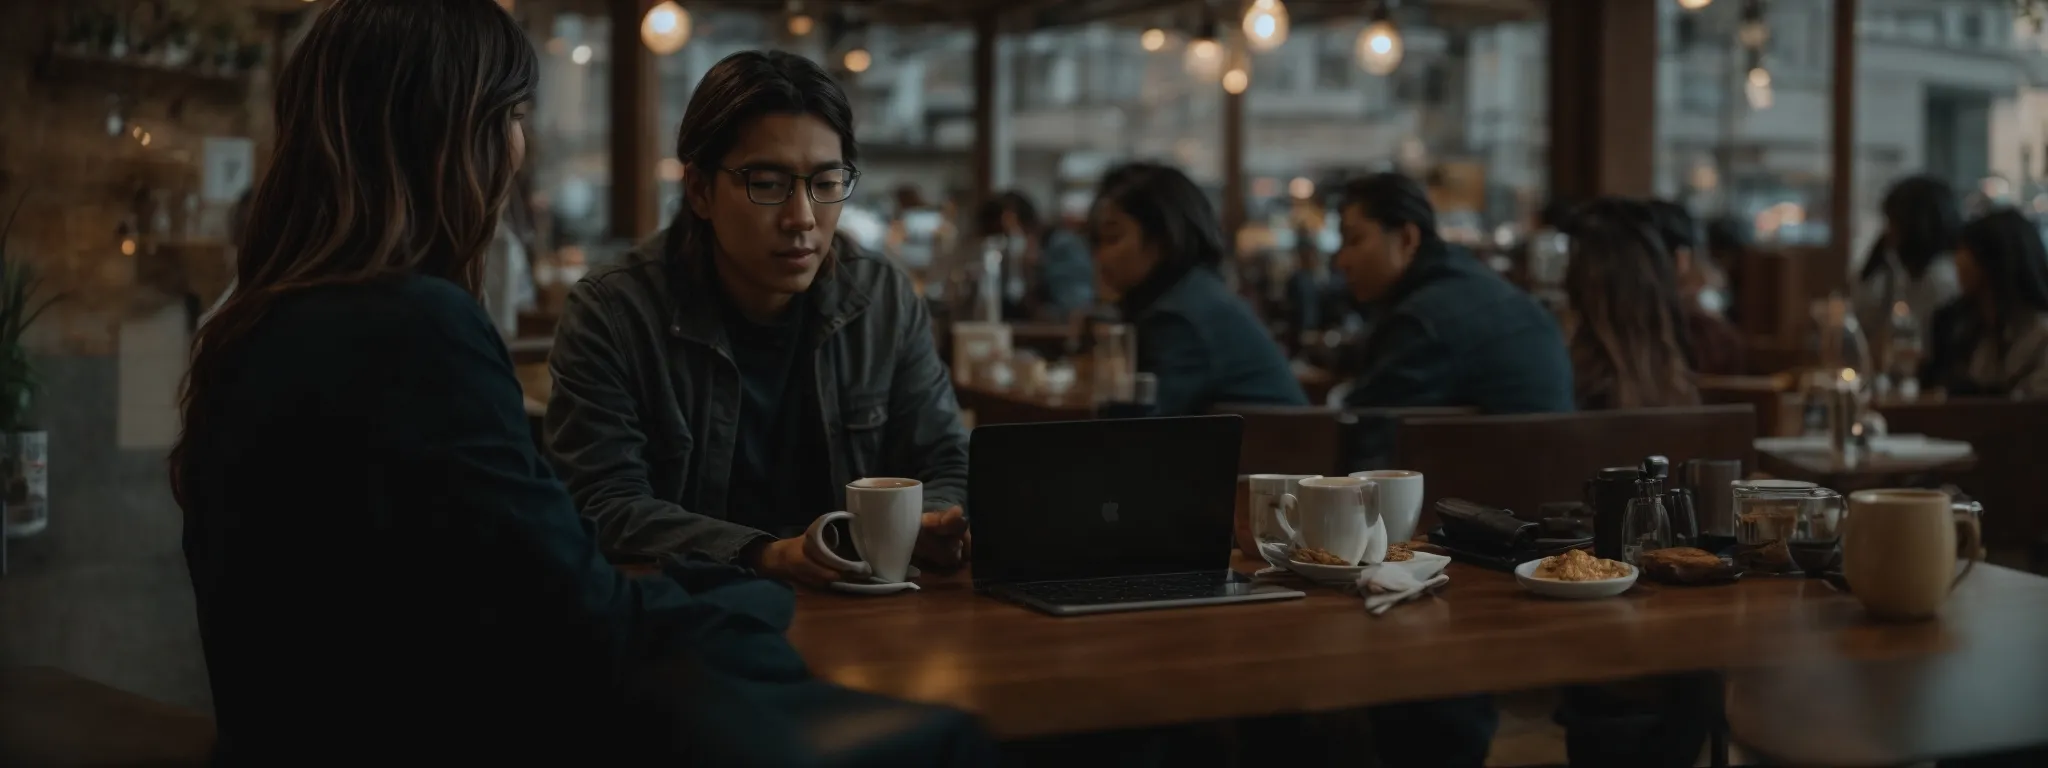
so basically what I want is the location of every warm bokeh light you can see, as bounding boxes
[787,14,814,37]
[570,44,592,65]
[1678,0,1713,10]
[120,238,137,256]
[545,37,567,55]
[657,158,684,183]
[1140,28,1166,52]
[1358,21,1403,75]
[1241,0,1289,53]
[1184,38,1223,80]
[1222,66,1249,94]
[1745,67,1773,109]
[138,132,151,147]
[640,1,691,56]
[1288,177,1315,199]
[843,48,872,73]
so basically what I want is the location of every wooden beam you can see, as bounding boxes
[1546,0,1658,202]
[1222,87,1246,254]
[1829,0,1859,278]
[970,11,998,240]
[608,0,658,240]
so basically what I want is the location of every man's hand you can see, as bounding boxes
[747,537,843,588]
[913,506,971,572]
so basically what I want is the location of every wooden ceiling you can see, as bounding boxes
[538,0,1544,31]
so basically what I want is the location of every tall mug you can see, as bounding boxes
[1843,488,1982,621]
[1349,470,1425,544]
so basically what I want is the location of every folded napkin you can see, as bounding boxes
[1356,563,1449,616]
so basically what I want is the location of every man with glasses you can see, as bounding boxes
[545,53,970,587]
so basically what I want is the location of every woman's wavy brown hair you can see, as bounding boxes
[170,0,536,508]
[1562,198,1701,410]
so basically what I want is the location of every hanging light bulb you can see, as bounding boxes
[1184,7,1223,80]
[1242,0,1289,53]
[1357,5,1403,76]
[1222,65,1250,94]
[844,47,872,73]
[641,1,691,56]
[1738,0,1769,50]
[786,1,812,37]
[1745,66,1773,109]
[1141,28,1167,52]
[1678,0,1713,10]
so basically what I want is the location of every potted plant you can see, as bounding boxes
[0,192,58,540]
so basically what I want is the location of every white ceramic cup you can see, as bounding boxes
[1249,474,1317,556]
[1276,476,1386,566]
[804,478,924,583]
[1349,469,1425,545]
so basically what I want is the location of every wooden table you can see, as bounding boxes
[1725,570,2048,765]
[1755,445,1978,491]
[785,557,2048,742]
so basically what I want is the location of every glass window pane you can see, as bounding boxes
[1655,0,1834,248]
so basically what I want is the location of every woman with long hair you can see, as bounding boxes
[1856,175,1964,360]
[172,3,873,762]
[1922,208,2048,397]
[1089,162,1306,415]
[1560,199,1701,409]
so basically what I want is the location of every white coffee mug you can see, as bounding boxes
[804,477,924,583]
[1277,476,1386,566]
[1349,470,1425,545]
[1249,473,1317,556]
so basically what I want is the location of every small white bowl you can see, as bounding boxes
[1514,558,1637,599]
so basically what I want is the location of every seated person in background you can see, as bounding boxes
[1856,175,1964,365]
[1922,208,2048,398]
[1648,199,1745,376]
[1335,173,1573,414]
[1562,200,1704,409]
[545,51,969,587]
[173,5,975,762]
[1089,162,1307,415]
[980,190,1095,321]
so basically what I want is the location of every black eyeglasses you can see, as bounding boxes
[721,167,861,205]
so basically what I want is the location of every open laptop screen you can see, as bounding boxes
[967,415,1243,585]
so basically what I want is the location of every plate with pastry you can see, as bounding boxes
[1514,549,1637,599]
[1636,547,1742,585]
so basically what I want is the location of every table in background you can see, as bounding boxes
[1754,445,1977,491]
[785,555,2048,743]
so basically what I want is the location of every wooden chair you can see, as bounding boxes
[1878,398,2048,569]
[1697,373,1798,437]
[0,666,214,767]
[1392,405,1757,536]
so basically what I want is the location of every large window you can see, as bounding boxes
[522,6,611,252]
[1655,0,1835,247]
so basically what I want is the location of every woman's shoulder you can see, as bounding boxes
[263,275,495,351]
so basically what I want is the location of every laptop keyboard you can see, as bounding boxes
[1008,571,1236,606]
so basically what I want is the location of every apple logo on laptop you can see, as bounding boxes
[1100,502,1120,523]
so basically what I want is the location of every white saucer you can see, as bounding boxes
[1279,551,1451,586]
[827,578,921,595]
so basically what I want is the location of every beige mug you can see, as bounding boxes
[1843,489,1982,621]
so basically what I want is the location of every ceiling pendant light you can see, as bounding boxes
[641,1,691,56]
[1678,0,1713,10]
[1141,27,1167,52]
[1356,3,1402,76]
[1242,0,1289,53]
[785,1,813,37]
[1185,7,1224,80]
